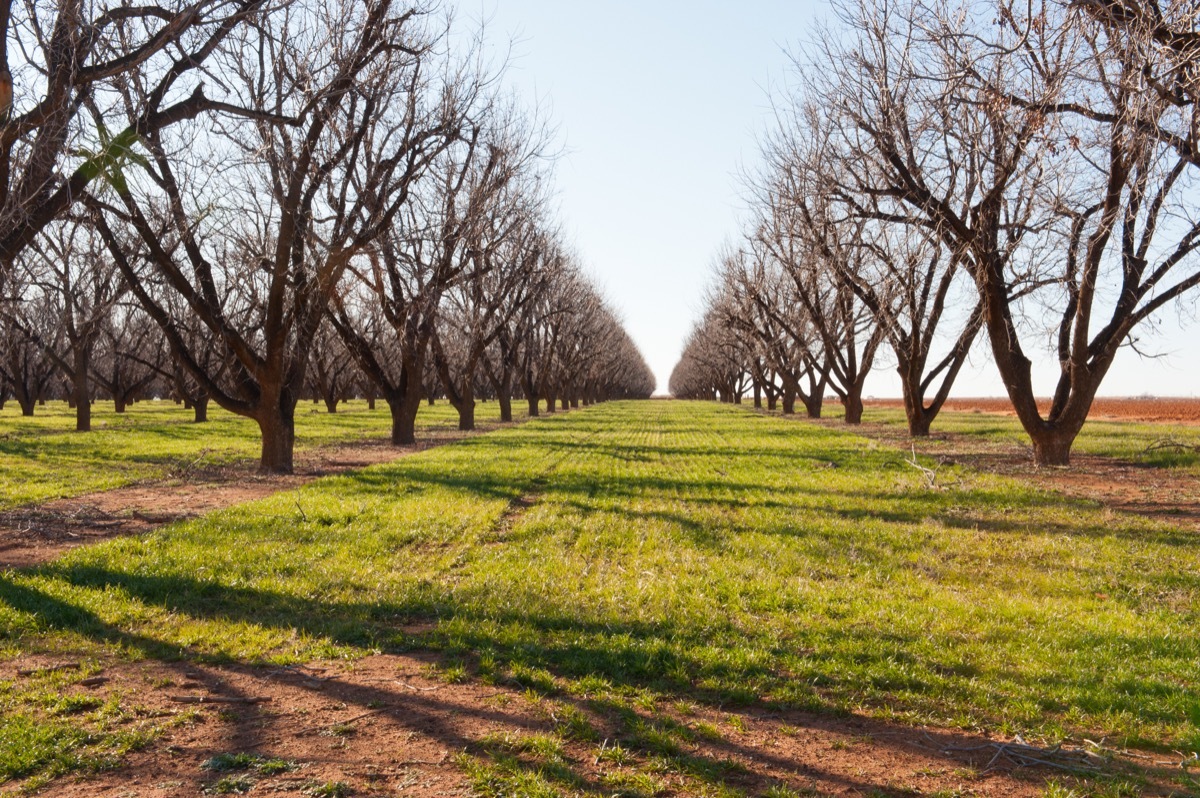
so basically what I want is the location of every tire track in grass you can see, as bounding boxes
[483,414,603,544]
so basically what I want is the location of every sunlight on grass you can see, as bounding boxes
[0,399,522,509]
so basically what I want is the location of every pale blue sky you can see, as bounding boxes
[467,1,1199,398]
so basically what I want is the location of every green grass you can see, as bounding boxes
[0,398,520,510]
[1,401,1198,794]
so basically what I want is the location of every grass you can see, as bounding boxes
[0,398,522,510]
[0,400,1198,795]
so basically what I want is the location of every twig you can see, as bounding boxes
[907,444,945,489]
[398,681,440,692]
[18,663,81,676]
[296,706,393,735]
[942,737,1100,774]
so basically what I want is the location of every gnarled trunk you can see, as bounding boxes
[389,387,423,446]
[842,392,863,425]
[1030,428,1077,467]
[257,411,295,474]
[802,393,822,419]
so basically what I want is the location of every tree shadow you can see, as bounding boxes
[2,566,1130,796]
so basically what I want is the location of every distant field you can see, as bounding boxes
[865,396,1200,425]
[1,401,1197,796]
[854,405,1200,471]
[0,400,521,511]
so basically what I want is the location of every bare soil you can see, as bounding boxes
[10,652,1174,798]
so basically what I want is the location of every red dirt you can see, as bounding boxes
[866,396,1200,425]
[9,652,1165,798]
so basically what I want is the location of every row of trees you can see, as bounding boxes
[672,0,1200,466]
[1,0,652,472]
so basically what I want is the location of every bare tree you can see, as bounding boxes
[0,0,270,279]
[797,0,1200,462]
[97,0,466,472]
[11,218,126,430]
[0,273,56,415]
[716,243,829,416]
[431,211,548,431]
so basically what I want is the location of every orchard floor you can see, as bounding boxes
[1,401,1198,797]
[0,433,468,570]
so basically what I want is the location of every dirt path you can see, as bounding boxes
[0,431,473,569]
[9,652,1168,798]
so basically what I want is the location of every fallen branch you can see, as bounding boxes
[906,445,959,490]
[168,695,272,705]
[1142,438,1200,456]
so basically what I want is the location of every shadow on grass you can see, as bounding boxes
[0,566,1101,797]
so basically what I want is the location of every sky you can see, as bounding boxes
[464,0,1200,398]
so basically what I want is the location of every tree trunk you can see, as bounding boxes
[781,390,796,415]
[842,392,864,425]
[114,395,127,413]
[802,394,823,419]
[570,397,579,409]
[545,395,556,414]
[1030,428,1077,467]
[18,397,35,416]
[193,396,209,423]
[389,388,422,446]
[753,383,762,409]
[458,399,476,431]
[498,392,513,423]
[324,396,339,413]
[527,394,539,417]
[73,348,91,432]
[907,411,932,437]
[560,396,569,411]
[257,412,295,474]
[767,394,777,411]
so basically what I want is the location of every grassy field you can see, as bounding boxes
[0,401,1198,795]
[0,399,517,510]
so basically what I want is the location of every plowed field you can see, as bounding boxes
[866,396,1200,424]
